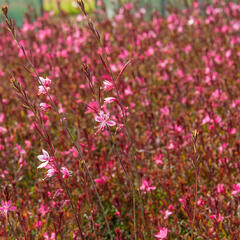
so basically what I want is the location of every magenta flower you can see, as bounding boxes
[154,227,168,239]
[37,149,50,169]
[140,178,156,193]
[95,111,116,133]
[154,154,163,165]
[231,183,240,195]
[0,200,16,217]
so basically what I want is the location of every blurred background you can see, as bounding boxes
[0,0,238,26]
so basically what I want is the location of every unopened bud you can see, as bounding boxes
[1,4,8,17]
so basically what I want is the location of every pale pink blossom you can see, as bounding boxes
[155,227,168,239]
[37,149,50,169]
[231,183,240,195]
[95,111,116,133]
[60,167,72,179]
[104,97,118,104]
[103,80,114,91]
[44,232,55,240]
[164,210,172,219]
[40,102,51,111]
[38,86,50,95]
[0,126,7,134]
[140,178,156,192]
[0,200,16,217]
[44,165,56,179]
[38,77,51,87]
[210,213,224,222]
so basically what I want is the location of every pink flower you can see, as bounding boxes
[210,214,224,222]
[38,204,49,217]
[38,77,51,87]
[38,77,51,95]
[217,184,225,194]
[40,102,51,111]
[104,97,118,104]
[95,111,116,133]
[164,210,172,219]
[155,227,168,239]
[37,149,50,169]
[140,178,156,192]
[0,200,16,217]
[94,175,108,184]
[154,154,163,165]
[0,126,7,134]
[43,232,55,240]
[44,165,56,179]
[38,86,50,95]
[103,80,114,91]
[60,167,72,179]
[232,183,240,195]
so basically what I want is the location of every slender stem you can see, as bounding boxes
[76,2,146,237]
[109,131,137,239]
[191,169,198,240]
[4,13,113,239]
[7,214,18,239]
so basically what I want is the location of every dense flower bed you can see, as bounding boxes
[0,0,240,239]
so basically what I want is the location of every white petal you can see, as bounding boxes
[95,116,102,122]
[42,149,49,158]
[37,155,45,162]
[106,120,116,126]
[37,161,48,169]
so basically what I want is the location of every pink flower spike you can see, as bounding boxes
[103,80,114,91]
[37,149,50,169]
[104,97,118,104]
[0,200,16,217]
[155,227,168,239]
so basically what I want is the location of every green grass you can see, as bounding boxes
[43,0,95,14]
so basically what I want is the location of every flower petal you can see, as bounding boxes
[106,120,116,126]
[37,161,48,169]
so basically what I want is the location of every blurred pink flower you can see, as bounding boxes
[154,154,163,165]
[232,183,240,195]
[140,178,156,192]
[40,102,51,111]
[104,97,118,104]
[155,227,168,239]
[0,200,16,217]
[44,232,55,240]
[61,167,72,179]
[103,80,114,91]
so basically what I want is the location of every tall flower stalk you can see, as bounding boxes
[2,6,113,239]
